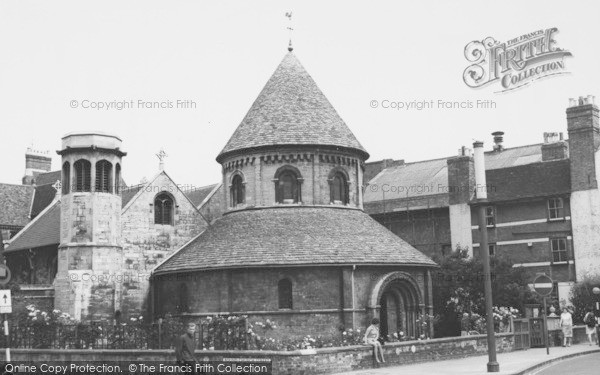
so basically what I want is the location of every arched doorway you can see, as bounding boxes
[369,272,424,341]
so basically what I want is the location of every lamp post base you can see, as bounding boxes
[487,362,500,372]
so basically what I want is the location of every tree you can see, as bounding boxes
[569,275,600,324]
[431,247,536,337]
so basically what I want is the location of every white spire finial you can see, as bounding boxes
[156,149,168,171]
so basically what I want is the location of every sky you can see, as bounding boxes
[1,0,599,189]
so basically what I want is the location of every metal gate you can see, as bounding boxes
[513,318,531,350]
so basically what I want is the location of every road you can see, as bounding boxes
[533,352,600,375]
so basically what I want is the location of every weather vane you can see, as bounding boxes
[156,149,168,171]
[285,11,294,52]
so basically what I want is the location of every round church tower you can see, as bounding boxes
[153,51,436,341]
[216,52,369,211]
[54,132,125,320]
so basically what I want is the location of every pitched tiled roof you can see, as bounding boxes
[486,159,571,202]
[217,52,368,162]
[31,184,58,218]
[4,200,60,252]
[154,206,436,274]
[0,183,34,227]
[364,144,548,209]
[120,184,144,208]
[185,184,219,208]
[34,170,61,186]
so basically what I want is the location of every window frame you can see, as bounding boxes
[230,173,246,208]
[329,171,349,205]
[485,206,496,227]
[154,192,175,226]
[62,162,71,194]
[550,237,568,263]
[73,159,92,192]
[95,160,113,193]
[547,198,565,221]
[274,166,302,204]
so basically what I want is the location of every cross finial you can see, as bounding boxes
[285,11,294,52]
[52,180,62,196]
[156,149,168,171]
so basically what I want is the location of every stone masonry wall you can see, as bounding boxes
[120,172,207,318]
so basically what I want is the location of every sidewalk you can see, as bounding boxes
[333,344,600,375]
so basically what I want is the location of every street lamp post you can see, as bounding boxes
[473,141,499,372]
[593,287,600,348]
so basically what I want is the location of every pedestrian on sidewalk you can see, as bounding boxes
[583,308,597,346]
[364,318,385,363]
[560,306,573,347]
[175,322,198,368]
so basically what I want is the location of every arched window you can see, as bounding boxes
[275,169,301,204]
[278,279,293,309]
[115,163,121,194]
[95,160,113,193]
[230,174,245,207]
[62,162,70,194]
[73,159,91,192]
[154,193,174,225]
[330,172,349,204]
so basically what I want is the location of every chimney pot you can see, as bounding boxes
[491,131,504,151]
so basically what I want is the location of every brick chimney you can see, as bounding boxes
[22,147,52,185]
[567,95,599,191]
[541,132,569,161]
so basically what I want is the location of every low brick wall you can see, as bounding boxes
[1,333,514,375]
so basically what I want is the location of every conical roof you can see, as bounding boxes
[217,52,368,162]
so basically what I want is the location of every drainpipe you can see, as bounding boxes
[351,265,356,330]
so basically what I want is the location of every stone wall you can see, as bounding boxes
[220,148,364,211]
[0,333,514,375]
[120,172,207,318]
[154,266,429,341]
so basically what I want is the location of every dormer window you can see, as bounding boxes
[275,167,302,204]
[330,172,349,205]
[230,174,245,207]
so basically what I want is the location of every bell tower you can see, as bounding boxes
[54,132,126,320]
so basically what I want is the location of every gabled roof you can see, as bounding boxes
[0,183,35,227]
[153,206,436,275]
[4,199,60,252]
[31,184,58,218]
[34,170,61,186]
[217,52,368,162]
[185,184,220,208]
[364,143,550,209]
[121,171,201,215]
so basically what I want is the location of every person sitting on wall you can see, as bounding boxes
[584,308,597,346]
[560,306,573,347]
[363,318,385,363]
[176,322,198,369]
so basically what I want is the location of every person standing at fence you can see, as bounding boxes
[560,307,573,347]
[584,308,597,346]
[363,318,385,363]
[175,323,197,368]
[460,312,470,336]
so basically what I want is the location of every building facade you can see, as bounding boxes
[364,96,600,303]
[152,51,437,341]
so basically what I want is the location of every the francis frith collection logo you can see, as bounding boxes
[463,28,572,92]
